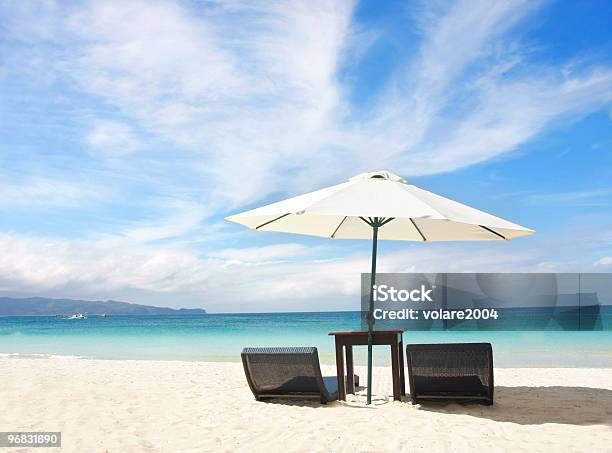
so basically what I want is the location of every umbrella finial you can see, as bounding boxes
[350,170,407,183]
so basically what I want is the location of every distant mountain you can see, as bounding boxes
[0,297,206,316]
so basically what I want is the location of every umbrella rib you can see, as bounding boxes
[380,217,395,227]
[479,225,507,240]
[330,216,348,238]
[255,213,291,230]
[410,218,427,242]
[359,216,374,227]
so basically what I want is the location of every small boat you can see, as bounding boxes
[100,313,108,318]
[65,313,87,320]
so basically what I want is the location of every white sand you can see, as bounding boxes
[1,359,611,452]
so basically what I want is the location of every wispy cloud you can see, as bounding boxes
[348,0,612,175]
[114,198,210,243]
[0,175,113,209]
[4,0,612,208]
[209,243,326,264]
[526,188,612,206]
[595,257,612,267]
[56,0,356,207]
[86,121,143,156]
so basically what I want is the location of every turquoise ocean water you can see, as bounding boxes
[1,311,611,367]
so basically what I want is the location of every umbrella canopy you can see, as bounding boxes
[225,171,534,241]
[226,170,534,404]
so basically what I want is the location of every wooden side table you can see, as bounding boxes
[328,329,406,401]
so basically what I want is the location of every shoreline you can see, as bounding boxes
[2,353,612,368]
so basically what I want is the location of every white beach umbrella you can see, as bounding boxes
[226,170,534,403]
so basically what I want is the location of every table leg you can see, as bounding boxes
[335,338,346,401]
[346,345,354,394]
[390,340,400,401]
[398,334,406,396]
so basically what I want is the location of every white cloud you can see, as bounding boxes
[86,121,142,156]
[114,198,210,243]
[209,243,324,263]
[526,188,612,206]
[0,233,211,294]
[595,257,612,267]
[55,0,356,207]
[1,226,610,311]
[0,175,112,209]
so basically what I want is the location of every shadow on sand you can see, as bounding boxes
[259,385,373,408]
[417,386,612,426]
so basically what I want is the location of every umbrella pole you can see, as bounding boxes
[366,221,379,405]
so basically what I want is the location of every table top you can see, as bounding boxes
[328,329,405,336]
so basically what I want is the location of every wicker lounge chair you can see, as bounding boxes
[241,347,358,403]
[406,343,494,405]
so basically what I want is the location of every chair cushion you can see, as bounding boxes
[263,376,320,394]
[322,376,339,399]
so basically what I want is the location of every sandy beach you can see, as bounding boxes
[1,358,611,452]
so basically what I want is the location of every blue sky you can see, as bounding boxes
[1,0,612,312]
